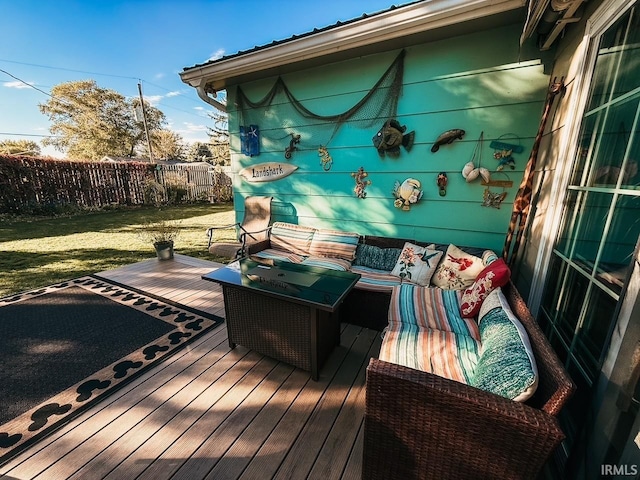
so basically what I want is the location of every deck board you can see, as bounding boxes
[0,255,381,480]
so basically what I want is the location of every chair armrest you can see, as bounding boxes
[237,226,272,257]
[238,225,272,244]
[206,223,240,248]
[245,239,271,255]
[364,358,565,480]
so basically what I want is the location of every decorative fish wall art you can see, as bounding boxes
[373,119,414,158]
[431,129,465,152]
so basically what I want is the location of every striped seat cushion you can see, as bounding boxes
[389,284,480,341]
[351,266,402,292]
[379,323,480,384]
[269,222,315,256]
[309,228,360,260]
[252,248,305,264]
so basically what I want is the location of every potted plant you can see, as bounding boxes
[140,219,181,260]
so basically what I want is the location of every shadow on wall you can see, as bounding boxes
[271,200,298,224]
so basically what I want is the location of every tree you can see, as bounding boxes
[150,129,186,161]
[186,142,214,162]
[0,139,41,156]
[206,109,230,165]
[39,80,165,161]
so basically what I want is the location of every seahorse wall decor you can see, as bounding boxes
[502,76,565,266]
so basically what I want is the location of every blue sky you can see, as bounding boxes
[0,0,406,157]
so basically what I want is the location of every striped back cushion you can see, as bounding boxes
[301,256,352,271]
[309,228,360,260]
[379,323,479,384]
[269,222,315,256]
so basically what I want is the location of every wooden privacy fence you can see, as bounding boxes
[153,163,232,203]
[0,156,232,213]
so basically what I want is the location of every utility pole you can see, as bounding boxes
[137,82,154,162]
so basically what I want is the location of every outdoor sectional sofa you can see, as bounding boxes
[246,221,575,479]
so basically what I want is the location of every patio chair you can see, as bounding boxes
[207,196,273,259]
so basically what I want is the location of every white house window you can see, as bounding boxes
[539,2,640,456]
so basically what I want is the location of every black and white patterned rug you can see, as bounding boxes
[0,276,223,465]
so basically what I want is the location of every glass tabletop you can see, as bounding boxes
[202,257,361,311]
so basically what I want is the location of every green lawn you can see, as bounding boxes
[0,203,236,297]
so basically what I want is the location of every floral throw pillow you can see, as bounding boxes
[431,244,485,290]
[460,258,511,318]
[390,242,443,286]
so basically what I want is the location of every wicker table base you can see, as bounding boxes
[222,284,340,380]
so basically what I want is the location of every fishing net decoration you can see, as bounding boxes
[235,49,406,156]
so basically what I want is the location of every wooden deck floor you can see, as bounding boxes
[0,254,380,480]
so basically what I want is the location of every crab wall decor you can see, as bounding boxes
[393,178,423,210]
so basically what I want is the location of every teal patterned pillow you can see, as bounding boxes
[353,244,402,272]
[471,304,538,402]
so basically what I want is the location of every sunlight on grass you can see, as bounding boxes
[0,204,236,297]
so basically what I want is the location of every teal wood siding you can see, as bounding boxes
[227,23,549,253]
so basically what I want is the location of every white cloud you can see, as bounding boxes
[166,91,181,97]
[208,48,225,62]
[154,73,165,80]
[194,106,204,111]
[183,122,208,133]
[144,95,163,105]
[3,80,32,89]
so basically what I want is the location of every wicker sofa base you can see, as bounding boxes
[362,282,575,480]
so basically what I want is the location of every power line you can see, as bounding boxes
[0,58,139,81]
[0,68,215,123]
[0,132,59,138]
[0,69,54,98]
[0,58,217,107]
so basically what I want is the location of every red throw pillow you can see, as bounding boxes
[460,259,511,318]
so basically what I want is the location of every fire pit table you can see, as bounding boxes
[202,258,360,380]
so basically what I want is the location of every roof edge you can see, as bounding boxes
[180,0,526,91]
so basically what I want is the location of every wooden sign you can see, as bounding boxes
[239,162,298,182]
[481,179,513,188]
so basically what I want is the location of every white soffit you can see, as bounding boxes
[181,0,526,91]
